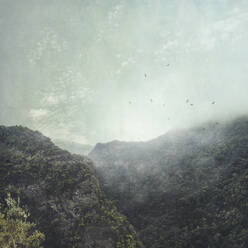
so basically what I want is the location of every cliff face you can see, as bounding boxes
[0,126,142,248]
[89,117,248,248]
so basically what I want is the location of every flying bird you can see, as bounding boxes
[144,73,147,78]
[190,103,194,106]
[166,64,170,67]
[212,101,215,104]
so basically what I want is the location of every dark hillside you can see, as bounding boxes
[0,125,142,248]
[89,116,248,248]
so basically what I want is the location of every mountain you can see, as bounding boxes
[89,116,248,248]
[0,126,143,248]
[53,139,93,156]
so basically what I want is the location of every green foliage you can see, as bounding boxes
[0,193,45,248]
[91,116,248,248]
[0,125,142,247]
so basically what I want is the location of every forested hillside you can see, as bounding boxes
[0,126,142,248]
[89,116,248,248]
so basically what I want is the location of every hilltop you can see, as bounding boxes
[89,116,248,248]
[0,125,142,248]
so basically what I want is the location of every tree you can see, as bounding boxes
[0,193,45,248]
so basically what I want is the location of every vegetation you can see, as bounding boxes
[0,193,45,248]
[90,116,248,248]
[0,125,142,248]
[2,116,248,247]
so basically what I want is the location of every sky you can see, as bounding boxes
[0,0,248,145]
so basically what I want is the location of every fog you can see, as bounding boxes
[0,0,248,145]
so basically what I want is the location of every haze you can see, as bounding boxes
[0,0,248,145]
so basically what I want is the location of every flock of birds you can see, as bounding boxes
[128,71,216,108]
[185,99,216,107]
[128,70,218,125]
[129,97,216,111]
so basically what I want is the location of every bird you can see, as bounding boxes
[190,103,194,106]
[166,64,170,67]
[144,73,147,78]
[212,101,215,104]
[186,99,189,103]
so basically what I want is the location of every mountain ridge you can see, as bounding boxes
[89,116,248,248]
[0,125,143,248]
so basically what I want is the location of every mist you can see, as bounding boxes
[0,0,248,145]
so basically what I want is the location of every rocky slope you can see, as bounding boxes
[0,126,143,248]
[89,116,248,248]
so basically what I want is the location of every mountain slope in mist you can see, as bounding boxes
[0,126,143,248]
[89,116,248,248]
[53,138,93,156]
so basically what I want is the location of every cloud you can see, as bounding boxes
[0,0,248,144]
[29,109,48,121]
